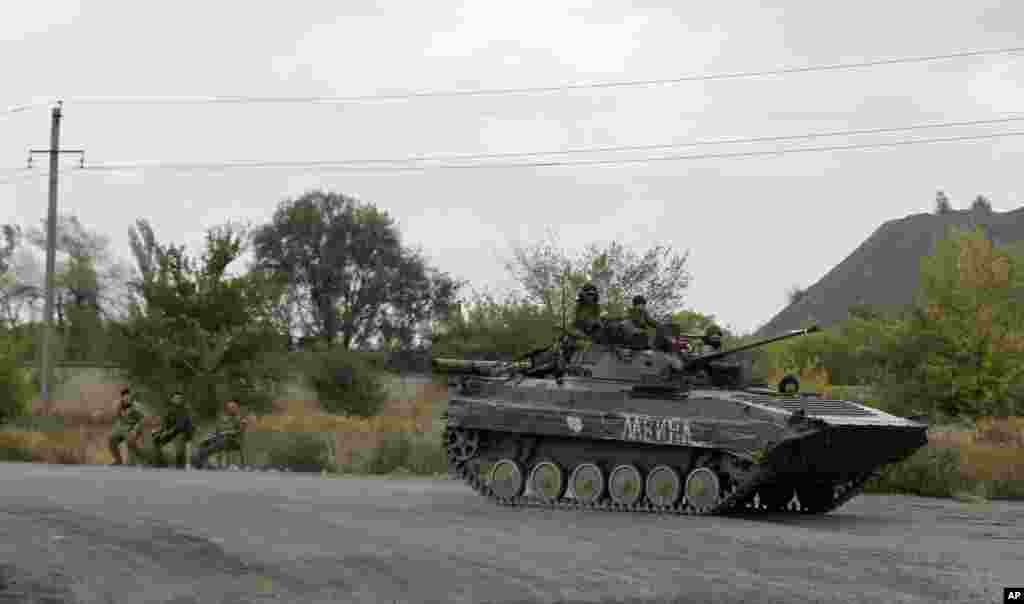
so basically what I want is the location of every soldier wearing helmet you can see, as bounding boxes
[628,295,658,331]
[703,324,724,351]
[572,283,603,337]
[628,294,676,352]
[572,283,648,349]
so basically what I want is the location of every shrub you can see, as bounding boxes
[362,432,411,474]
[0,339,31,425]
[354,431,447,475]
[864,445,970,498]
[0,433,34,462]
[405,432,448,475]
[265,432,336,473]
[304,348,387,417]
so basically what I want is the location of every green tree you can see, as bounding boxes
[670,309,720,334]
[112,220,289,418]
[911,227,1024,417]
[0,225,20,331]
[430,290,560,360]
[505,229,691,320]
[934,190,953,215]
[786,284,807,305]
[970,194,993,213]
[253,190,460,350]
[0,335,31,424]
[20,215,130,361]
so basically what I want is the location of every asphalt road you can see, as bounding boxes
[0,463,1018,604]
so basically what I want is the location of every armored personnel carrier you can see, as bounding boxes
[434,325,928,517]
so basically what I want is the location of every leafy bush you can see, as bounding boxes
[0,338,31,425]
[265,432,336,473]
[864,446,970,498]
[362,432,410,474]
[0,435,34,462]
[985,480,1024,500]
[355,431,447,475]
[304,347,387,417]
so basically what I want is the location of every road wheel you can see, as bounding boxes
[447,429,480,462]
[645,465,682,507]
[528,460,566,502]
[795,482,836,513]
[757,483,795,511]
[489,459,525,499]
[685,466,722,514]
[569,463,605,504]
[608,464,643,506]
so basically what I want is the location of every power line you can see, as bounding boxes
[67,114,1024,168]
[52,46,1024,106]
[74,130,1024,174]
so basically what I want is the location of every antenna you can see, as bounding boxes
[561,264,568,333]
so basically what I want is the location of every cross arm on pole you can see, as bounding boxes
[27,149,85,169]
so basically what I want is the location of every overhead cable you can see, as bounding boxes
[74,130,1024,174]
[53,46,1024,106]
[60,114,1024,168]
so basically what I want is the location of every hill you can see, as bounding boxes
[756,204,1024,336]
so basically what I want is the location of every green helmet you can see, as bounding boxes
[578,283,599,304]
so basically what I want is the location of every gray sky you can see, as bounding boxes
[2,1,1022,334]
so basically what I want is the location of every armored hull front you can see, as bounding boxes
[443,376,928,516]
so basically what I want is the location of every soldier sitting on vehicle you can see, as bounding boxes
[190,399,249,470]
[108,388,145,466]
[572,283,648,349]
[571,282,603,338]
[150,390,196,469]
[628,295,676,353]
[703,325,724,351]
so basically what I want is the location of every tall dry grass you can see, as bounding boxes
[930,417,1024,485]
[3,373,449,470]
[251,381,446,469]
[0,426,112,465]
[3,378,449,470]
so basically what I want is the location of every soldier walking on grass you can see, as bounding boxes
[108,388,145,466]
[151,390,196,469]
[190,399,249,470]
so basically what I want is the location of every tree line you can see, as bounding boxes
[2,187,1021,424]
[757,226,1024,420]
[0,191,463,418]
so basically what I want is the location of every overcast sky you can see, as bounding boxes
[2,1,1022,334]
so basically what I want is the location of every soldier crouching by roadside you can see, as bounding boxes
[190,399,249,470]
[150,390,196,469]
[109,388,145,466]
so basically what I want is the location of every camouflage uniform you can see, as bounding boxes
[628,296,674,352]
[151,395,195,468]
[190,410,247,469]
[572,284,647,349]
[109,398,145,465]
[628,304,659,331]
[572,301,603,338]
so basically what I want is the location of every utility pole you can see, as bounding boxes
[27,101,84,404]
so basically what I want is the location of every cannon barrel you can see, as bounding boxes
[683,325,821,370]
[431,357,527,376]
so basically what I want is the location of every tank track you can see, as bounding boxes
[445,426,874,517]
